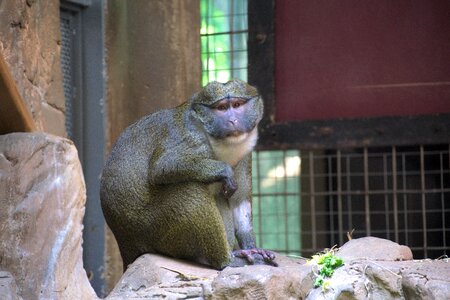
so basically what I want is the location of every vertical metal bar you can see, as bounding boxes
[255,151,263,247]
[440,151,446,251]
[283,150,289,253]
[298,150,303,254]
[309,151,317,250]
[420,145,428,257]
[364,147,371,235]
[328,153,335,246]
[392,146,399,242]
[383,153,390,239]
[230,0,235,77]
[402,152,409,245]
[337,150,344,245]
[205,0,210,83]
[346,154,352,234]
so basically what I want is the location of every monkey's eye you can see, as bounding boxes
[232,100,246,109]
[216,104,228,111]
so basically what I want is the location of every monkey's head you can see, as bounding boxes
[190,79,264,142]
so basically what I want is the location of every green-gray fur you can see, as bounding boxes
[100,79,263,270]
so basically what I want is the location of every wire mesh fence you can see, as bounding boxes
[253,145,450,259]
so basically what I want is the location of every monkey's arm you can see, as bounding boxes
[229,154,277,265]
[149,149,235,190]
[229,154,258,248]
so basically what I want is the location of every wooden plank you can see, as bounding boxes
[0,52,36,134]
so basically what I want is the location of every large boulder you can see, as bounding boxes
[337,236,413,261]
[0,133,97,300]
[106,253,312,299]
[0,271,23,300]
[306,259,450,300]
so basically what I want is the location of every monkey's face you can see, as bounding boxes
[193,96,263,141]
[190,79,264,141]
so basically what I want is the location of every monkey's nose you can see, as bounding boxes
[228,119,238,125]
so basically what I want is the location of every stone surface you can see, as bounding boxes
[106,254,219,299]
[106,253,312,299]
[0,271,23,300]
[307,259,450,300]
[391,260,450,300]
[0,0,66,135]
[105,238,449,299]
[307,260,405,299]
[212,255,313,300]
[337,236,413,261]
[0,133,97,300]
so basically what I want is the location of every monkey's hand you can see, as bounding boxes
[232,249,278,267]
[222,177,237,199]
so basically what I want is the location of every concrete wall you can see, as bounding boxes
[0,0,66,137]
[104,0,201,291]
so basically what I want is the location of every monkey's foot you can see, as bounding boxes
[232,249,278,267]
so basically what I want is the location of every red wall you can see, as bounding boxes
[275,0,450,122]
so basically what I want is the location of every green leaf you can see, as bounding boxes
[314,275,324,288]
[310,248,345,288]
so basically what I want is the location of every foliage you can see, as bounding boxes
[308,248,344,289]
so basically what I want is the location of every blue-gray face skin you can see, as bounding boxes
[194,96,262,139]
[190,79,264,140]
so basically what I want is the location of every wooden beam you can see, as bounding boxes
[0,52,36,134]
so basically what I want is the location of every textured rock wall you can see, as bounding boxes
[0,133,96,300]
[0,0,66,136]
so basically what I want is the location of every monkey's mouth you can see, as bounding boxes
[226,131,244,138]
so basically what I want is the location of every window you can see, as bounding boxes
[200,0,248,84]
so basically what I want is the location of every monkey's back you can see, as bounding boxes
[102,107,174,202]
[100,106,180,261]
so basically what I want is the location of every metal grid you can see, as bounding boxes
[252,150,302,256]
[200,0,248,84]
[253,145,450,259]
[60,14,75,139]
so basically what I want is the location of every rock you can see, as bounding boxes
[105,253,311,299]
[306,259,450,299]
[103,240,450,299]
[0,133,97,300]
[337,237,413,261]
[106,253,219,299]
[0,271,23,300]
[212,255,312,299]
[393,260,450,299]
[307,260,405,300]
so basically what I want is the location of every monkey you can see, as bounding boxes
[100,79,277,271]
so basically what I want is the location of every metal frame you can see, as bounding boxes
[248,0,450,150]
